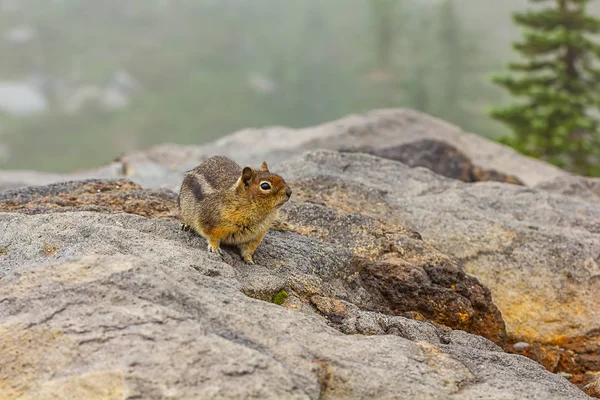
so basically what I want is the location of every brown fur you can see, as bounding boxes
[178,155,292,264]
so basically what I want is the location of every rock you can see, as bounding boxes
[585,375,600,398]
[3,149,597,373]
[203,108,569,187]
[0,178,178,218]
[311,295,503,352]
[0,108,570,193]
[437,343,587,399]
[278,199,506,344]
[0,170,592,398]
[508,342,580,376]
[0,106,598,396]
[274,150,600,387]
[559,372,575,380]
[0,215,587,399]
[513,341,530,350]
[310,295,350,324]
[279,151,600,338]
[537,175,600,204]
[471,166,524,185]
[0,179,506,345]
[340,139,524,185]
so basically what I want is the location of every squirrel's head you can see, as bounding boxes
[237,161,292,209]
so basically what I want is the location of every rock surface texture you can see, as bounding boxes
[0,191,587,399]
[1,108,598,398]
[0,152,595,399]
[339,139,524,185]
[536,175,600,204]
[0,178,178,218]
[586,375,600,398]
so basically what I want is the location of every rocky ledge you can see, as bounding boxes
[1,147,597,399]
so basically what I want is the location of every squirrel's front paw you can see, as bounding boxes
[207,243,223,257]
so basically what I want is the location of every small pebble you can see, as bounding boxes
[557,372,573,380]
[513,342,530,350]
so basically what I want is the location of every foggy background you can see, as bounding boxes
[0,0,598,173]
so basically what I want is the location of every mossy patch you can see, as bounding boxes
[271,290,288,305]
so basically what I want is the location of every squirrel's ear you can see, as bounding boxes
[260,161,269,172]
[241,167,255,186]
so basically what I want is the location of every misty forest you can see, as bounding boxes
[0,0,599,174]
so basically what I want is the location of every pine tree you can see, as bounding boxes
[490,0,600,176]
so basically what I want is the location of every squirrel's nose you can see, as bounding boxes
[285,186,292,198]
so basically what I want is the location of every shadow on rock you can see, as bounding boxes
[340,139,524,185]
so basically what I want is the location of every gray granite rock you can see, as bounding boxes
[536,175,600,203]
[0,219,589,399]
[0,135,597,398]
[277,151,600,348]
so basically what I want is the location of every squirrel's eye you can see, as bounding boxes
[260,182,271,190]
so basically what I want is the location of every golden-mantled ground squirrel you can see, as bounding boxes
[178,155,292,264]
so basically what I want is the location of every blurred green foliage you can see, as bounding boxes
[491,0,600,176]
[0,0,509,172]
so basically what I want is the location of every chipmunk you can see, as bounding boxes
[178,155,292,264]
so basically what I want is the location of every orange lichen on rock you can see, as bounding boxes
[506,330,600,392]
